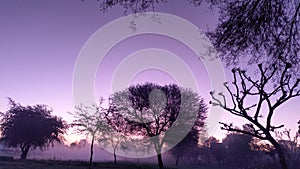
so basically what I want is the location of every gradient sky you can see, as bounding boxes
[1,0,299,144]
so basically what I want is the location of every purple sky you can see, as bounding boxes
[1,0,299,145]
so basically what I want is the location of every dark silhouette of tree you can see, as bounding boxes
[256,142,277,164]
[96,0,300,73]
[198,136,219,166]
[0,98,67,160]
[98,129,124,164]
[169,100,207,166]
[298,121,300,134]
[70,100,107,169]
[276,129,300,168]
[209,1,300,72]
[92,0,218,14]
[98,106,127,165]
[210,62,300,169]
[108,83,204,169]
[222,132,254,167]
[210,141,225,167]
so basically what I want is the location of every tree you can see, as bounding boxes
[169,100,207,166]
[70,100,107,169]
[0,98,67,159]
[276,129,300,168]
[209,0,300,72]
[108,83,205,169]
[210,62,300,169]
[95,0,218,14]
[222,132,254,167]
[199,136,219,166]
[98,107,127,165]
[95,0,300,72]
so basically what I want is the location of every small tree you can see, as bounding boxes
[97,110,126,165]
[108,83,204,169]
[210,62,300,169]
[0,98,67,159]
[70,100,106,169]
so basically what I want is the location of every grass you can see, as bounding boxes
[0,159,242,169]
[0,159,179,169]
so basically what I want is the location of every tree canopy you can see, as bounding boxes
[0,98,67,159]
[107,83,207,169]
[210,0,300,74]
[95,0,300,74]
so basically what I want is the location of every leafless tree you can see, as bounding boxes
[70,100,107,169]
[210,62,300,169]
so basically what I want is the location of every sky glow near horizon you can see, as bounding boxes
[0,0,299,147]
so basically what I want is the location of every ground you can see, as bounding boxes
[0,159,226,169]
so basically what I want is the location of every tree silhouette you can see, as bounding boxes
[108,83,204,169]
[298,121,300,134]
[276,129,300,168]
[70,100,107,169]
[96,0,300,72]
[199,136,219,166]
[209,1,300,72]
[0,98,67,159]
[222,132,254,167]
[98,106,127,165]
[169,99,207,166]
[95,0,218,13]
[210,62,300,169]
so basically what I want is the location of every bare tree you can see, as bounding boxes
[210,62,300,169]
[70,100,106,169]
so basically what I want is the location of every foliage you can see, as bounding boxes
[169,99,207,166]
[108,83,205,169]
[94,0,300,74]
[222,132,254,167]
[93,0,218,14]
[209,0,300,73]
[276,129,300,168]
[0,98,67,159]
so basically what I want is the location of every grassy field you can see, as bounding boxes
[0,159,174,169]
[0,159,227,169]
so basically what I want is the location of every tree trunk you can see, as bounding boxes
[89,135,95,169]
[270,138,289,169]
[113,146,117,164]
[114,153,117,164]
[175,156,179,166]
[157,153,164,169]
[275,144,289,169]
[20,145,30,160]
